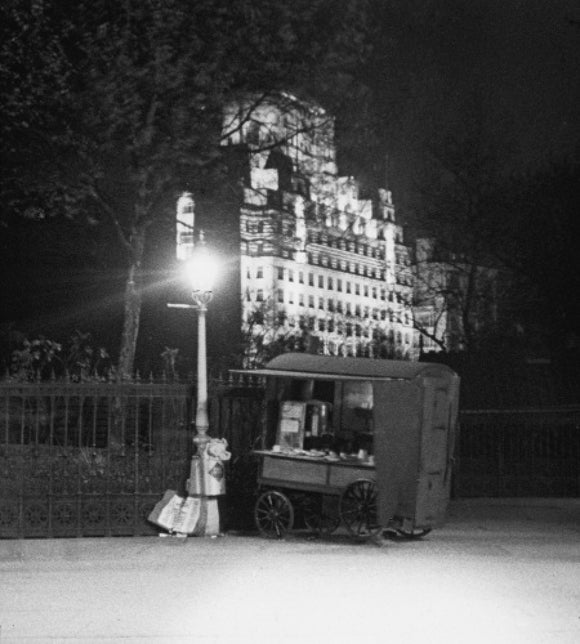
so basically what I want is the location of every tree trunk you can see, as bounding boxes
[118,227,146,380]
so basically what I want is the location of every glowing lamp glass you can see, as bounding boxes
[184,248,217,293]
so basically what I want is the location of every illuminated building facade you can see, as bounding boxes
[178,93,421,366]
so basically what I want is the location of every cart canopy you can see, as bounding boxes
[238,353,456,382]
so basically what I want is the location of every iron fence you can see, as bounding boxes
[1,376,578,539]
[455,407,580,498]
[0,376,265,538]
[0,381,193,538]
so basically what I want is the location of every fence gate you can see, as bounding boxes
[0,382,192,538]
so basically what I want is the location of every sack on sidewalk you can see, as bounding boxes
[148,490,219,536]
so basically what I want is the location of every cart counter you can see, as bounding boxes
[254,450,375,496]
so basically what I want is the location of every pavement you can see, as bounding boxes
[1,498,579,644]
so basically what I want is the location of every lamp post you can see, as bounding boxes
[182,230,216,455]
[165,229,227,537]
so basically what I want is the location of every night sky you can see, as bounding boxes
[360,0,580,208]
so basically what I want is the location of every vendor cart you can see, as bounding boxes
[242,353,460,540]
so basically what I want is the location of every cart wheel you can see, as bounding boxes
[340,479,382,539]
[303,494,340,535]
[254,490,294,538]
[396,527,432,540]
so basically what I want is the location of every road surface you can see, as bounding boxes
[1,498,579,643]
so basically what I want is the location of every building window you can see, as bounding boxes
[308,273,314,286]
[257,221,264,234]
[257,266,263,279]
[308,295,315,308]
[372,287,377,299]
[288,292,294,304]
[346,302,352,315]
[246,267,251,279]
[337,279,342,292]
[299,293,304,306]
[328,277,333,290]
[380,289,386,301]
[256,290,264,302]
[288,269,294,282]
[318,319,326,331]
[355,284,360,296]
[318,275,324,288]
[363,285,369,297]
[318,297,324,310]
[277,289,284,303]
[355,304,361,317]
[277,267,284,280]
[346,282,351,294]
[328,319,335,332]
[336,301,343,313]
[328,299,335,312]
[299,272,304,284]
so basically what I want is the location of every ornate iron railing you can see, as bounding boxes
[0,381,192,538]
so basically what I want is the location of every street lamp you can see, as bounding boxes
[183,230,218,454]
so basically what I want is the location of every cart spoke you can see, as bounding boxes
[339,479,382,540]
[254,490,294,539]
